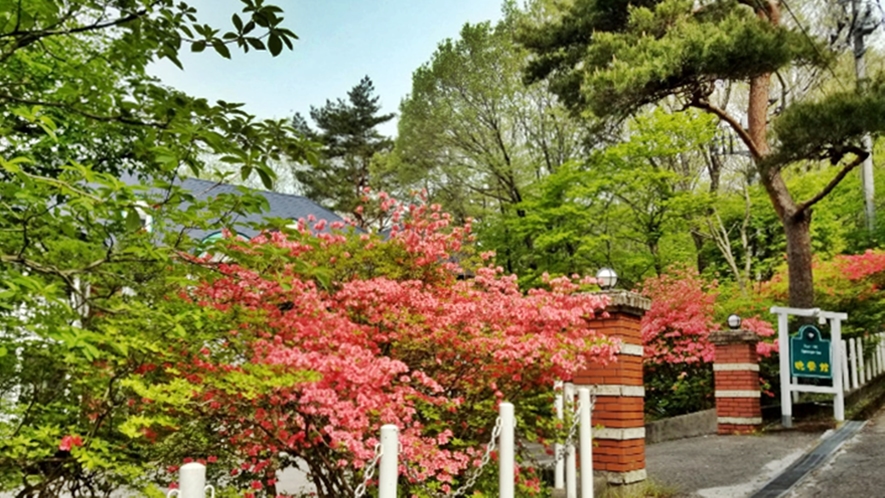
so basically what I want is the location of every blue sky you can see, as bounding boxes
[150,1,503,136]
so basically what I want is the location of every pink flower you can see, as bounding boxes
[58,435,83,452]
[149,192,618,488]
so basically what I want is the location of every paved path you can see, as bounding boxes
[787,408,885,497]
[646,431,824,497]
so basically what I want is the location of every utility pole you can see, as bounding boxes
[853,0,877,232]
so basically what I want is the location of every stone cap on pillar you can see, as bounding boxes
[710,329,759,345]
[594,289,651,317]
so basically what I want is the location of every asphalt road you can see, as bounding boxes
[787,408,885,497]
[646,430,824,498]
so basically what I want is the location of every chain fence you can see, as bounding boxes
[353,389,595,498]
[367,416,505,498]
[354,443,384,498]
[442,415,503,498]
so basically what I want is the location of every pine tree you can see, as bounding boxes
[294,76,394,226]
[521,0,885,308]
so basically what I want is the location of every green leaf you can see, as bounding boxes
[166,52,184,70]
[246,37,265,50]
[126,207,143,232]
[191,40,206,52]
[212,40,231,59]
[257,167,273,189]
[268,34,282,56]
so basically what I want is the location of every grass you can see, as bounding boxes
[596,479,679,498]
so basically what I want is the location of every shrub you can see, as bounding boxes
[129,198,617,497]
[640,267,776,418]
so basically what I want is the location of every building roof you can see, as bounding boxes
[128,175,348,241]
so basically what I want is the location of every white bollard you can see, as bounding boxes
[499,402,515,498]
[565,383,577,498]
[578,388,593,498]
[850,338,860,388]
[554,381,565,490]
[167,462,214,498]
[841,339,851,391]
[379,425,398,498]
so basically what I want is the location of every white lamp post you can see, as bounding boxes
[727,314,742,330]
[596,267,618,290]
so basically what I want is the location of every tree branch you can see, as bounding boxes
[0,93,170,128]
[1,8,148,42]
[690,98,763,160]
[795,146,868,214]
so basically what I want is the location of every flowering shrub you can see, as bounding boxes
[765,250,885,337]
[639,266,776,418]
[640,267,718,365]
[130,198,616,497]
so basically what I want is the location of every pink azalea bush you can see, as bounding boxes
[640,266,776,365]
[639,266,776,418]
[133,197,616,497]
[765,249,885,337]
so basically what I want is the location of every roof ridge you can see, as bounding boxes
[180,176,312,202]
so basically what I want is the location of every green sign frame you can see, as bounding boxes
[789,325,832,379]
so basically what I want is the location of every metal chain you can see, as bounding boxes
[548,392,595,466]
[556,396,584,463]
[357,394,594,497]
[442,415,503,498]
[354,443,384,498]
[400,442,423,486]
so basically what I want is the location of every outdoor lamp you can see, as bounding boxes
[596,267,618,290]
[727,314,742,330]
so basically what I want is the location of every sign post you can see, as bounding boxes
[771,307,847,428]
[790,325,833,379]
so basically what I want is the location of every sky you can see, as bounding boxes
[150,1,504,136]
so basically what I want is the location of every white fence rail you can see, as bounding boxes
[169,388,596,498]
[842,332,885,392]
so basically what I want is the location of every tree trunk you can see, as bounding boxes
[690,230,707,273]
[744,20,817,308]
[783,210,815,308]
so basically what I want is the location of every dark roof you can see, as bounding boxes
[127,175,348,241]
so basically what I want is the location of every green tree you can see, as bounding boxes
[521,0,885,307]
[508,109,716,287]
[394,8,589,223]
[0,159,278,496]
[293,76,394,227]
[392,4,594,275]
[0,0,304,185]
[0,1,306,495]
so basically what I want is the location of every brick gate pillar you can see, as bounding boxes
[574,290,651,485]
[710,329,762,434]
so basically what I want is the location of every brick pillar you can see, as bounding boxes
[573,290,651,485]
[711,329,762,434]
